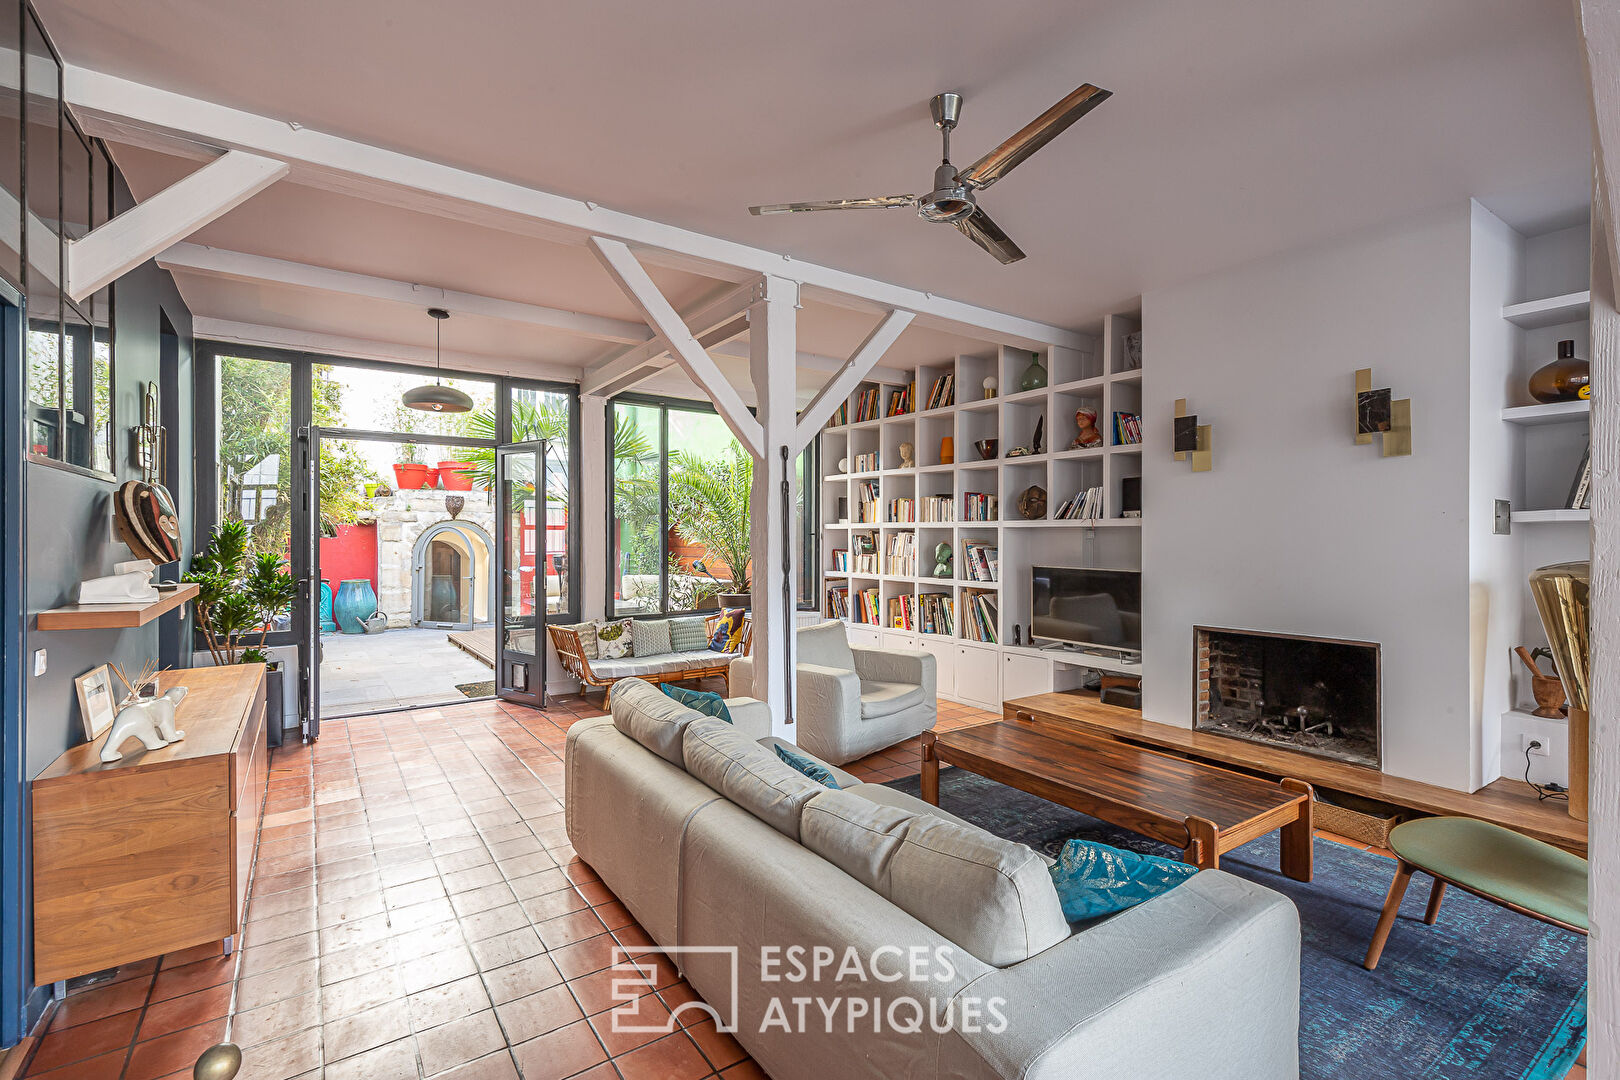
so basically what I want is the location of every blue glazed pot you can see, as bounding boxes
[333,579,378,635]
[319,581,338,634]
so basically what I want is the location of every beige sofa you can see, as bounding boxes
[565,678,1301,1080]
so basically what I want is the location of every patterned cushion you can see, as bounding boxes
[661,683,732,723]
[1047,838,1199,921]
[595,619,633,658]
[555,621,597,660]
[630,619,672,658]
[669,616,710,653]
[708,608,747,652]
[774,744,841,789]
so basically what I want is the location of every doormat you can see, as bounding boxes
[455,681,496,699]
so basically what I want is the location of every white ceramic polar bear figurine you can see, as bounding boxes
[100,687,187,762]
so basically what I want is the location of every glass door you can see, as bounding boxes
[497,440,547,707]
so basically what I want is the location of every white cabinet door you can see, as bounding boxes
[919,636,955,697]
[1002,653,1055,698]
[881,629,919,651]
[954,645,1002,709]
[845,623,882,649]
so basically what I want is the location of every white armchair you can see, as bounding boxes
[730,620,936,765]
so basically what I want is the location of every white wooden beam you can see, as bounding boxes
[191,317,579,382]
[0,186,62,287]
[158,243,652,345]
[65,150,287,302]
[793,310,915,452]
[587,237,763,455]
[580,281,758,396]
[63,65,1084,352]
[746,275,800,732]
[1575,3,1619,1071]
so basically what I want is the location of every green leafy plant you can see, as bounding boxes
[186,520,299,665]
[667,444,755,591]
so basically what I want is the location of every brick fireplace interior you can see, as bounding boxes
[1195,627,1381,768]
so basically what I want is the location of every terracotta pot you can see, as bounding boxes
[392,463,432,490]
[438,461,475,491]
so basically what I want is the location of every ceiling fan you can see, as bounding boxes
[748,83,1111,265]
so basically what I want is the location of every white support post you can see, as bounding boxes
[65,150,288,302]
[587,237,763,455]
[580,395,609,626]
[793,309,914,452]
[747,276,800,733]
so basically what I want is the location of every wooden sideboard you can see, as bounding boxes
[31,664,268,985]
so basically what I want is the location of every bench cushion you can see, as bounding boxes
[1390,817,1588,930]
[590,652,739,680]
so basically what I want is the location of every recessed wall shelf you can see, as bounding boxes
[1509,509,1590,525]
[1500,400,1590,426]
[36,582,199,631]
[1500,291,1591,329]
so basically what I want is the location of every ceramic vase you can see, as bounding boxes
[319,580,338,633]
[1019,352,1047,391]
[333,578,378,635]
[1528,340,1590,403]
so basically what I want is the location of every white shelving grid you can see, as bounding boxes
[818,309,1144,708]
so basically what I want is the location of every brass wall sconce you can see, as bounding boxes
[1172,398,1212,472]
[1354,369,1411,457]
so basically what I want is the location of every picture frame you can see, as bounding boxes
[75,664,119,741]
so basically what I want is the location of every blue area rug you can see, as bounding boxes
[884,769,1586,1080]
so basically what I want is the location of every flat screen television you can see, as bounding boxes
[1031,566,1142,655]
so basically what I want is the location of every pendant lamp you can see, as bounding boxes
[402,307,473,413]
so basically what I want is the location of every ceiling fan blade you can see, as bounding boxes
[955,206,1026,264]
[749,195,917,215]
[958,84,1111,190]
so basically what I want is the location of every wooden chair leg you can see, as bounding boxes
[1424,879,1447,925]
[1364,860,1415,971]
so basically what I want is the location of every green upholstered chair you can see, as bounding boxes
[1363,816,1588,970]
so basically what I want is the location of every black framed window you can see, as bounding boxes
[607,394,817,617]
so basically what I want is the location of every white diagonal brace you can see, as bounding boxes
[580,280,759,396]
[66,150,287,302]
[793,310,915,451]
[158,243,652,345]
[583,315,751,400]
[588,236,763,455]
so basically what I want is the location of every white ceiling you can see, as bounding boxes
[36,0,1593,389]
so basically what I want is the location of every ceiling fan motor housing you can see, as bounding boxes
[919,162,975,223]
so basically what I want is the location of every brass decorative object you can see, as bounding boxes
[1017,485,1047,519]
[193,1043,242,1080]
[1354,368,1411,457]
[1172,398,1211,472]
[1528,562,1590,820]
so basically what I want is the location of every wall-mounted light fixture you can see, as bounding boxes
[1354,368,1410,457]
[1173,398,1211,472]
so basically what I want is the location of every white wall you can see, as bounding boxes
[1142,204,1479,791]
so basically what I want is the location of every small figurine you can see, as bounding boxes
[100,698,173,762]
[1071,407,1103,449]
[145,687,189,742]
[933,542,953,578]
[898,441,915,469]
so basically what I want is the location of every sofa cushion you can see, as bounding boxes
[682,718,824,840]
[798,619,856,670]
[800,788,1071,967]
[630,618,672,658]
[860,680,927,719]
[757,737,861,789]
[668,616,710,652]
[609,677,703,768]
[556,621,598,661]
[596,618,634,658]
[1048,838,1199,921]
[843,783,977,833]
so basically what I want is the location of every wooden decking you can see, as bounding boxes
[1005,692,1588,856]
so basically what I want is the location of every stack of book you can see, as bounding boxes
[856,586,881,624]
[886,383,915,417]
[856,481,880,523]
[925,373,955,410]
[1053,486,1104,520]
[849,533,878,573]
[919,593,955,635]
[888,497,916,523]
[854,388,881,423]
[885,532,917,576]
[831,548,849,572]
[920,495,954,522]
[825,585,850,619]
[826,401,849,428]
[851,451,880,473]
[962,590,999,643]
[888,594,918,630]
[961,541,999,582]
[962,491,998,521]
[1113,412,1143,445]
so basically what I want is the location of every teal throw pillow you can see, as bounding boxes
[1047,838,1199,921]
[773,744,841,789]
[661,683,733,724]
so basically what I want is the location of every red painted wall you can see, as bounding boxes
[320,522,378,591]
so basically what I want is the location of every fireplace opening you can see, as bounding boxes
[1194,627,1380,768]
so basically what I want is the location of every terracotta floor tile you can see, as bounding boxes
[429,1051,520,1080]
[147,955,236,1004]
[235,1025,323,1080]
[24,1050,132,1080]
[323,998,414,1063]
[589,993,671,1056]
[416,1009,506,1076]
[321,1036,418,1080]
[611,1030,712,1080]
[123,1019,226,1080]
[137,983,233,1038]
[509,1020,608,1080]
[721,1059,771,1079]
[480,954,564,1006]
[29,1010,141,1073]
[46,978,149,1032]
[494,983,583,1044]
[408,975,494,1031]
[548,934,619,980]
[229,992,321,1050]
[322,965,405,1019]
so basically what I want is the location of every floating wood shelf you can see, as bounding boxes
[1501,290,1591,329]
[36,582,199,631]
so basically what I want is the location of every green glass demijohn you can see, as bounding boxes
[1019,351,1047,391]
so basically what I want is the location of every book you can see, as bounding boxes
[925,373,955,410]
[1568,443,1592,510]
[1113,411,1143,445]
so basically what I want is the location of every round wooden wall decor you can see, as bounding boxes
[115,480,181,565]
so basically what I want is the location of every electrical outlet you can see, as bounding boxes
[32,649,46,676]
[1522,735,1549,758]
[1494,499,1512,535]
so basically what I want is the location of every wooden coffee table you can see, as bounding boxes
[920,715,1314,880]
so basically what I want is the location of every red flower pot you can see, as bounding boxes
[424,467,441,489]
[392,463,432,490]
[438,461,475,491]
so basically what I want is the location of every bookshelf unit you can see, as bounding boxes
[818,308,1145,709]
